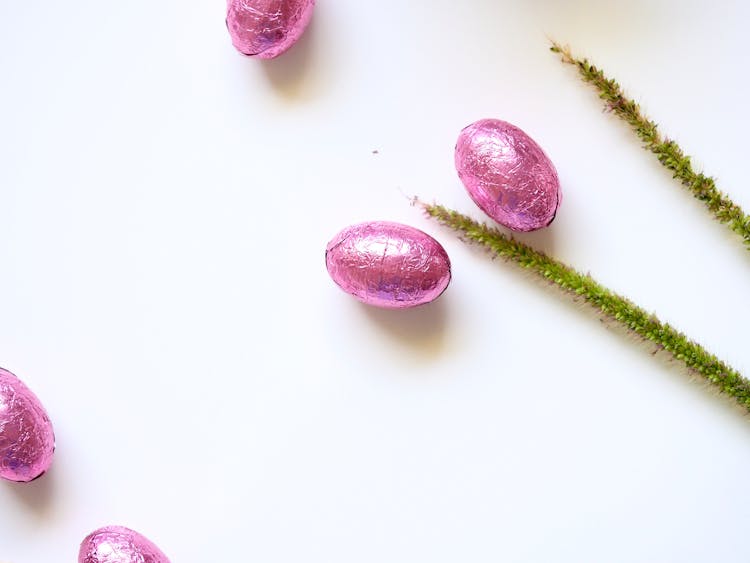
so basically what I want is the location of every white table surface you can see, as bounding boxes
[2,1,749,561]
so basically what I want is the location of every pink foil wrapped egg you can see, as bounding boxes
[326,221,451,309]
[79,526,171,563]
[0,367,55,482]
[455,118,562,232]
[226,0,315,59]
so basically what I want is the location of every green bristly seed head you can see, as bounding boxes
[550,41,750,249]
[421,201,750,412]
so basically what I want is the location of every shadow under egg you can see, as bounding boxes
[358,297,450,362]
[514,216,560,257]
[7,463,58,519]
[260,13,320,100]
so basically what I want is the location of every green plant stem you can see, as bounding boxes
[422,201,750,412]
[550,41,750,249]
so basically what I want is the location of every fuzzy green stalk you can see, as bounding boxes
[550,41,750,249]
[422,201,750,412]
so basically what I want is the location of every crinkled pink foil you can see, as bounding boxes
[226,0,315,59]
[326,221,451,309]
[79,526,171,563]
[0,367,55,483]
[455,118,562,232]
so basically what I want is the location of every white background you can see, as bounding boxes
[1,1,750,561]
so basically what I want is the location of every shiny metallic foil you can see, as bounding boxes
[0,367,55,482]
[455,119,562,232]
[226,0,315,59]
[79,526,171,563]
[326,221,451,309]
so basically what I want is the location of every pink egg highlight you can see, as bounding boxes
[326,221,451,309]
[226,0,315,59]
[79,526,171,563]
[0,367,55,483]
[455,118,562,232]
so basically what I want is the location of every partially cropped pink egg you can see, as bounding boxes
[0,367,55,483]
[326,221,451,309]
[455,118,562,232]
[226,0,315,59]
[79,526,170,563]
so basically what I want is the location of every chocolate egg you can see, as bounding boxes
[226,0,315,59]
[455,118,562,232]
[0,367,55,482]
[326,221,451,309]
[79,526,170,563]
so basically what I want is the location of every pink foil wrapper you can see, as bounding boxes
[455,118,562,232]
[326,221,451,309]
[79,526,171,563]
[0,367,55,483]
[226,0,315,59]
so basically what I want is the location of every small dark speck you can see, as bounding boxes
[372,150,379,155]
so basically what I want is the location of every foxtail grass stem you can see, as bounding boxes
[422,201,750,413]
[550,41,750,249]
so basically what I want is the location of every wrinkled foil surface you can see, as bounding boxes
[455,119,561,232]
[0,367,55,482]
[326,221,451,309]
[226,0,315,59]
[79,526,171,563]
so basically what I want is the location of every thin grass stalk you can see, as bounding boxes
[422,201,750,412]
[550,41,750,249]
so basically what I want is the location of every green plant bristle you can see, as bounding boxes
[422,202,750,412]
[550,41,750,249]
